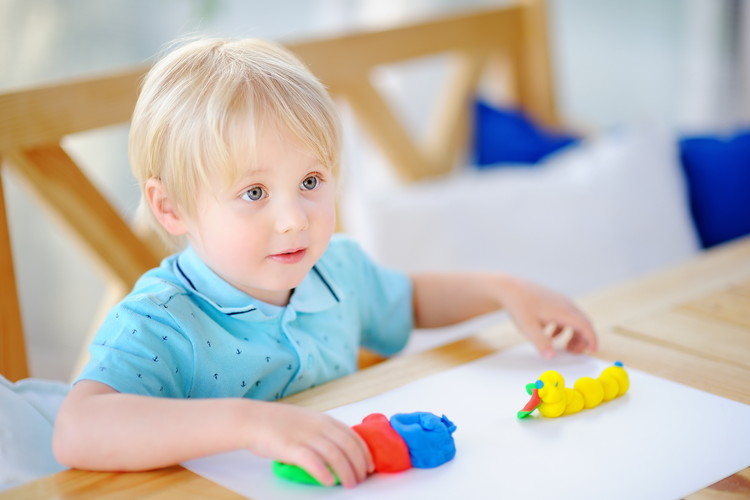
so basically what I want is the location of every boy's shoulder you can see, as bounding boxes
[119,253,189,310]
[91,253,192,344]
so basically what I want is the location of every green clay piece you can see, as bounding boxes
[272,461,340,486]
[517,410,533,419]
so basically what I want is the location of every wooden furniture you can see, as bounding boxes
[3,4,748,496]
[0,68,163,382]
[290,0,557,182]
[5,235,750,499]
[0,0,557,381]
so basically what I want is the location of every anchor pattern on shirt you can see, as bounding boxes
[82,237,410,403]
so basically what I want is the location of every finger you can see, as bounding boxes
[291,447,338,487]
[308,416,371,486]
[547,323,576,349]
[334,425,372,482]
[565,315,598,353]
[559,324,574,340]
[548,323,571,338]
[353,429,374,474]
[519,315,555,359]
[310,434,360,488]
[543,321,559,337]
[566,330,588,353]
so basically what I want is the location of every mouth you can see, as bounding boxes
[268,247,307,264]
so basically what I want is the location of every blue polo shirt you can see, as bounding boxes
[76,235,413,400]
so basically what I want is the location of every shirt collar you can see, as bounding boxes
[173,245,341,317]
[293,264,342,312]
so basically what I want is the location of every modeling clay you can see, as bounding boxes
[353,413,412,473]
[389,412,457,468]
[273,411,457,486]
[517,361,629,419]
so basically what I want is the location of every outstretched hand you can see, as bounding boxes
[497,277,598,358]
[411,272,598,359]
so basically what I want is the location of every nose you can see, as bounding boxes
[273,195,309,234]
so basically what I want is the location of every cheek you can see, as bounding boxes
[197,210,256,252]
[208,225,264,272]
[316,199,337,236]
[317,185,338,229]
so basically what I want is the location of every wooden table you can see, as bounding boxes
[5,236,750,499]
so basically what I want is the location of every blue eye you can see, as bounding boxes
[242,186,265,201]
[301,176,319,191]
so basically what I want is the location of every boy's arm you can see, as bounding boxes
[410,272,597,358]
[53,380,373,487]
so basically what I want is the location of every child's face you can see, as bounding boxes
[181,121,336,306]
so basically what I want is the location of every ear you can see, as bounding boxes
[145,178,188,236]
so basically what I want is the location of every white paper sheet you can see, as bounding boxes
[183,344,750,500]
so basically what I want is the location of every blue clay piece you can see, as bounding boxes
[389,412,457,468]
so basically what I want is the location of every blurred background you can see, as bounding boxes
[1,0,748,381]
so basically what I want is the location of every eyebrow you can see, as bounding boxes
[245,158,325,177]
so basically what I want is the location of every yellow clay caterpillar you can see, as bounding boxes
[517,361,629,419]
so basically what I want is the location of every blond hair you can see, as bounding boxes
[129,37,340,249]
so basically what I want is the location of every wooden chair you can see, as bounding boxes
[290,0,557,182]
[0,69,167,381]
[0,0,556,381]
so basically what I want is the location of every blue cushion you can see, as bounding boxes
[679,130,750,248]
[471,100,579,167]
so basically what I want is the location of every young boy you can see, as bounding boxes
[53,38,597,488]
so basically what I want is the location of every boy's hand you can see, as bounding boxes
[498,276,598,359]
[411,272,598,359]
[243,403,374,488]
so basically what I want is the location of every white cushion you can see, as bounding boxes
[345,125,700,297]
[0,376,69,491]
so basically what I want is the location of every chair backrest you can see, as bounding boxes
[0,0,555,381]
[0,67,164,381]
[289,0,557,181]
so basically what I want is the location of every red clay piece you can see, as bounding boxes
[353,413,412,473]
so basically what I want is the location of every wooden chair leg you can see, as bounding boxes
[0,168,29,381]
